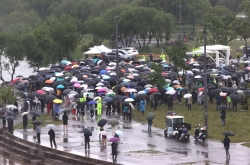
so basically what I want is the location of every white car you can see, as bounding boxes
[121,47,139,55]
[112,49,135,60]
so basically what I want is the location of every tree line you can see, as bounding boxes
[0,0,250,81]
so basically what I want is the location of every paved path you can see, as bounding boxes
[7,110,250,165]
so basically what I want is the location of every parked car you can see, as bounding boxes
[112,49,135,60]
[121,47,139,55]
[104,52,130,62]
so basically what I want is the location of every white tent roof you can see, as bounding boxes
[186,50,218,55]
[199,45,230,51]
[96,45,112,53]
[84,46,102,55]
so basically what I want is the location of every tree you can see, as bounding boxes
[149,63,166,89]
[204,6,237,45]
[0,86,15,105]
[219,0,244,13]
[167,41,187,72]
[239,0,250,19]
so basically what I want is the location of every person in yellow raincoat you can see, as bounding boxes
[97,98,102,115]
[160,52,165,61]
[142,55,146,60]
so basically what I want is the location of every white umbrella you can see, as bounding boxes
[21,112,29,116]
[39,67,48,71]
[6,105,17,110]
[128,89,137,93]
[183,93,192,98]
[95,86,103,89]
[96,83,104,87]
[194,75,202,79]
[220,92,227,97]
[166,90,176,95]
[244,60,250,63]
[108,62,116,66]
[94,96,101,100]
[50,77,56,82]
[45,124,56,129]
[124,98,134,102]
[100,131,107,135]
[193,63,200,66]
[110,72,117,76]
[97,60,102,65]
[223,75,231,80]
[42,87,54,92]
[123,79,131,82]
[144,84,153,88]
[165,79,171,83]
[138,91,146,94]
[55,73,63,77]
[173,80,180,84]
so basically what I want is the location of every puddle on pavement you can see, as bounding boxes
[125,149,166,157]
[178,160,223,165]
[166,148,190,156]
[196,151,209,158]
[147,143,156,148]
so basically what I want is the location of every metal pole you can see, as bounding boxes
[115,16,119,76]
[203,27,208,136]
[179,4,182,41]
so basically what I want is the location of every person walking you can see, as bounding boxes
[139,99,146,115]
[111,142,118,163]
[167,95,173,111]
[23,114,28,130]
[62,112,68,131]
[106,102,112,116]
[32,116,37,130]
[227,95,231,110]
[147,119,153,132]
[36,124,41,143]
[90,104,94,118]
[232,101,237,112]
[216,94,222,108]
[187,97,192,110]
[220,109,226,126]
[48,128,57,148]
[97,98,102,116]
[84,134,90,151]
[223,135,230,158]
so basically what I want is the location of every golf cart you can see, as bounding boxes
[164,113,191,141]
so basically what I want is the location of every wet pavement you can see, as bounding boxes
[7,111,250,165]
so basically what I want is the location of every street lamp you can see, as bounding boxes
[202,27,208,136]
[179,4,182,41]
[115,15,119,76]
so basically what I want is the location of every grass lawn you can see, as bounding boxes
[14,115,62,130]
[133,99,250,144]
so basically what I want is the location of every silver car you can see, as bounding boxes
[112,49,135,60]
[105,52,130,62]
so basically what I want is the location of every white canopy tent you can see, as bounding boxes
[186,50,220,66]
[199,45,230,66]
[96,45,112,53]
[84,46,102,55]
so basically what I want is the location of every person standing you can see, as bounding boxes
[220,109,226,126]
[84,134,90,151]
[36,124,41,143]
[23,114,28,130]
[62,112,68,131]
[150,94,154,108]
[2,111,7,127]
[97,98,102,116]
[167,95,173,111]
[106,102,112,116]
[216,94,222,108]
[40,99,45,113]
[227,95,231,110]
[90,104,94,118]
[48,128,57,148]
[111,142,118,163]
[32,116,37,130]
[7,119,13,134]
[153,95,158,110]
[187,97,192,110]
[223,135,230,158]
[139,99,146,115]
[147,119,153,132]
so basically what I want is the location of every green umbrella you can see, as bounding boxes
[108,118,119,127]
[146,112,155,120]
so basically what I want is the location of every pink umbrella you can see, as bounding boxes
[246,67,250,70]
[37,90,45,94]
[73,83,81,88]
[97,88,107,92]
[127,75,134,79]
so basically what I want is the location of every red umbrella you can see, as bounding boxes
[37,90,45,94]
[64,66,71,70]
[148,88,158,93]
[198,87,204,92]
[12,78,20,84]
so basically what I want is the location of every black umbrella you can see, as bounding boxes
[62,89,72,95]
[113,95,122,101]
[45,95,57,104]
[207,83,217,89]
[217,105,229,110]
[223,87,236,94]
[192,85,199,90]
[0,107,8,113]
[6,110,15,116]
[97,119,108,127]
[31,120,43,124]
[38,94,48,99]
[29,111,41,117]
[5,116,15,120]
[210,89,221,97]
[223,131,234,136]
[230,94,241,103]
[113,85,122,91]
[121,101,129,105]
[83,128,92,136]
[23,98,31,101]
[74,94,83,99]
[134,86,144,91]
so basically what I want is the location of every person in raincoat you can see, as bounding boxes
[142,55,146,60]
[160,52,165,61]
[23,114,28,130]
[97,98,102,115]
[139,99,146,115]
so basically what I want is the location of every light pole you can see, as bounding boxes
[203,27,208,136]
[115,15,119,76]
[179,4,182,41]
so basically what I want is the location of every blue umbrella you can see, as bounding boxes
[88,101,97,105]
[162,64,170,68]
[61,60,68,64]
[103,97,113,103]
[100,70,107,75]
[103,75,110,80]
[57,84,65,89]
[121,81,129,86]
[57,77,64,81]
[37,77,45,82]
[166,87,174,91]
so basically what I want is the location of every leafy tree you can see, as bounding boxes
[239,0,250,19]
[0,87,15,105]
[149,63,166,89]
[167,41,187,72]
[204,6,237,45]
[219,0,244,13]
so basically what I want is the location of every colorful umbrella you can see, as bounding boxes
[53,99,63,104]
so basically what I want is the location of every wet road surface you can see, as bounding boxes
[10,111,250,165]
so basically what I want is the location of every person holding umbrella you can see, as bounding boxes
[62,112,68,131]
[111,142,118,162]
[146,112,155,132]
[48,127,57,148]
[139,98,146,115]
[32,115,37,130]
[2,111,7,127]
[84,134,90,151]
[23,114,28,130]
[223,135,231,158]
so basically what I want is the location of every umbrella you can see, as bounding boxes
[36,90,45,94]
[45,95,57,103]
[38,94,48,99]
[6,110,15,116]
[230,94,241,103]
[83,128,92,136]
[103,97,113,103]
[45,124,56,129]
[53,99,63,104]
[109,137,119,143]
[223,132,234,136]
[100,131,107,135]
[115,130,123,136]
[183,93,191,98]
[62,89,72,94]
[211,89,221,97]
[217,105,229,110]
[57,84,65,89]
[124,98,134,102]
[121,101,129,106]
[88,101,97,105]
[5,116,15,120]
[21,112,29,116]
[23,98,31,101]
[108,118,119,127]
[144,84,153,88]
[97,119,108,127]
[127,89,137,93]
[167,111,177,115]
[146,112,155,120]
[31,120,43,124]
[29,111,41,117]
[6,105,17,110]
[166,90,176,95]
[148,88,158,93]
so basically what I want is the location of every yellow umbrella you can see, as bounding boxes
[53,99,62,104]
